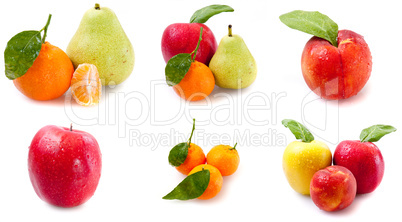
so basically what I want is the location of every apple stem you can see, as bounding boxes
[191,27,203,62]
[95,3,100,10]
[187,119,196,145]
[70,123,73,131]
[229,142,237,150]
[228,24,232,37]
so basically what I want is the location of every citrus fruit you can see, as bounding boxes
[173,61,215,101]
[13,42,74,101]
[70,63,101,106]
[188,164,223,200]
[207,143,240,176]
[176,143,206,175]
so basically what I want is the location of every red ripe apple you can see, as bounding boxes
[161,23,218,65]
[333,140,384,194]
[28,125,102,207]
[301,29,372,100]
[310,165,357,212]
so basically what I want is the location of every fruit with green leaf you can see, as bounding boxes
[209,25,257,89]
[161,4,234,65]
[168,119,206,175]
[282,119,332,195]
[67,4,134,85]
[280,10,372,100]
[163,163,223,201]
[165,28,215,101]
[333,124,396,194]
[4,14,74,101]
[163,169,210,200]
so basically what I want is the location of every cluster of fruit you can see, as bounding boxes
[282,119,396,211]
[162,5,257,101]
[163,120,240,200]
[4,4,134,106]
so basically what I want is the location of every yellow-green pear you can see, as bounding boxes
[209,25,257,89]
[67,4,134,85]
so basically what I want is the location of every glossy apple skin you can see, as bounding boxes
[310,165,357,212]
[333,140,384,194]
[301,29,372,100]
[28,125,102,207]
[161,23,218,65]
[283,140,332,195]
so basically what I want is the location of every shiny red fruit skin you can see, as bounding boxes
[28,125,102,207]
[301,29,372,100]
[161,23,218,65]
[310,165,357,212]
[333,140,384,194]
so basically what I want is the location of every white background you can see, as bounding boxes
[0,0,401,221]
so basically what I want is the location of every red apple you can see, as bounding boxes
[333,140,383,194]
[310,165,357,212]
[161,23,217,65]
[28,125,102,207]
[301,29,372,100]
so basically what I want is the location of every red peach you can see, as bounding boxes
[301,29,372,100]
[310,165,357,212]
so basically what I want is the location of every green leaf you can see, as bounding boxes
[165,53,192,86]
[190,4,234,24]
[4,30,42,80]
[360,125,397,142]
[163,170,210,200]
[168,142,189,167]
[279,10,339,47]
[282,119,314,143]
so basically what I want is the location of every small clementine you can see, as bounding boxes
[207,143,240,176]
[176,143,206,175]
[173,61,215,101]
[13,42,74,101]
[188,164,223,200]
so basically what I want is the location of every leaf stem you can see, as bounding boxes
[187,119,196,145]
[41,14,52,44]
[191,27,203,62]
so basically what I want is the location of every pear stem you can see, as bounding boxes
[228,24,232,37]
[187,119,196,145]
[191,27,203,62]
[41,14,52,44]
[95,3,100,10]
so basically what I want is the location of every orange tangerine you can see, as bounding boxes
[207,144,240,176]
[188,164,223,200]
[70,63,101,106]
[13,42,74,101]
[176,143,206,175]
[173,61,215,101]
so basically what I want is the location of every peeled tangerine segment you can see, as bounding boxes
[71,63,101,106]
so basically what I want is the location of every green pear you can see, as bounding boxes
[67,4,134,85]
[209,25,257,89]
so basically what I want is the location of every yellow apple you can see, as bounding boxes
[283,140,332,195]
